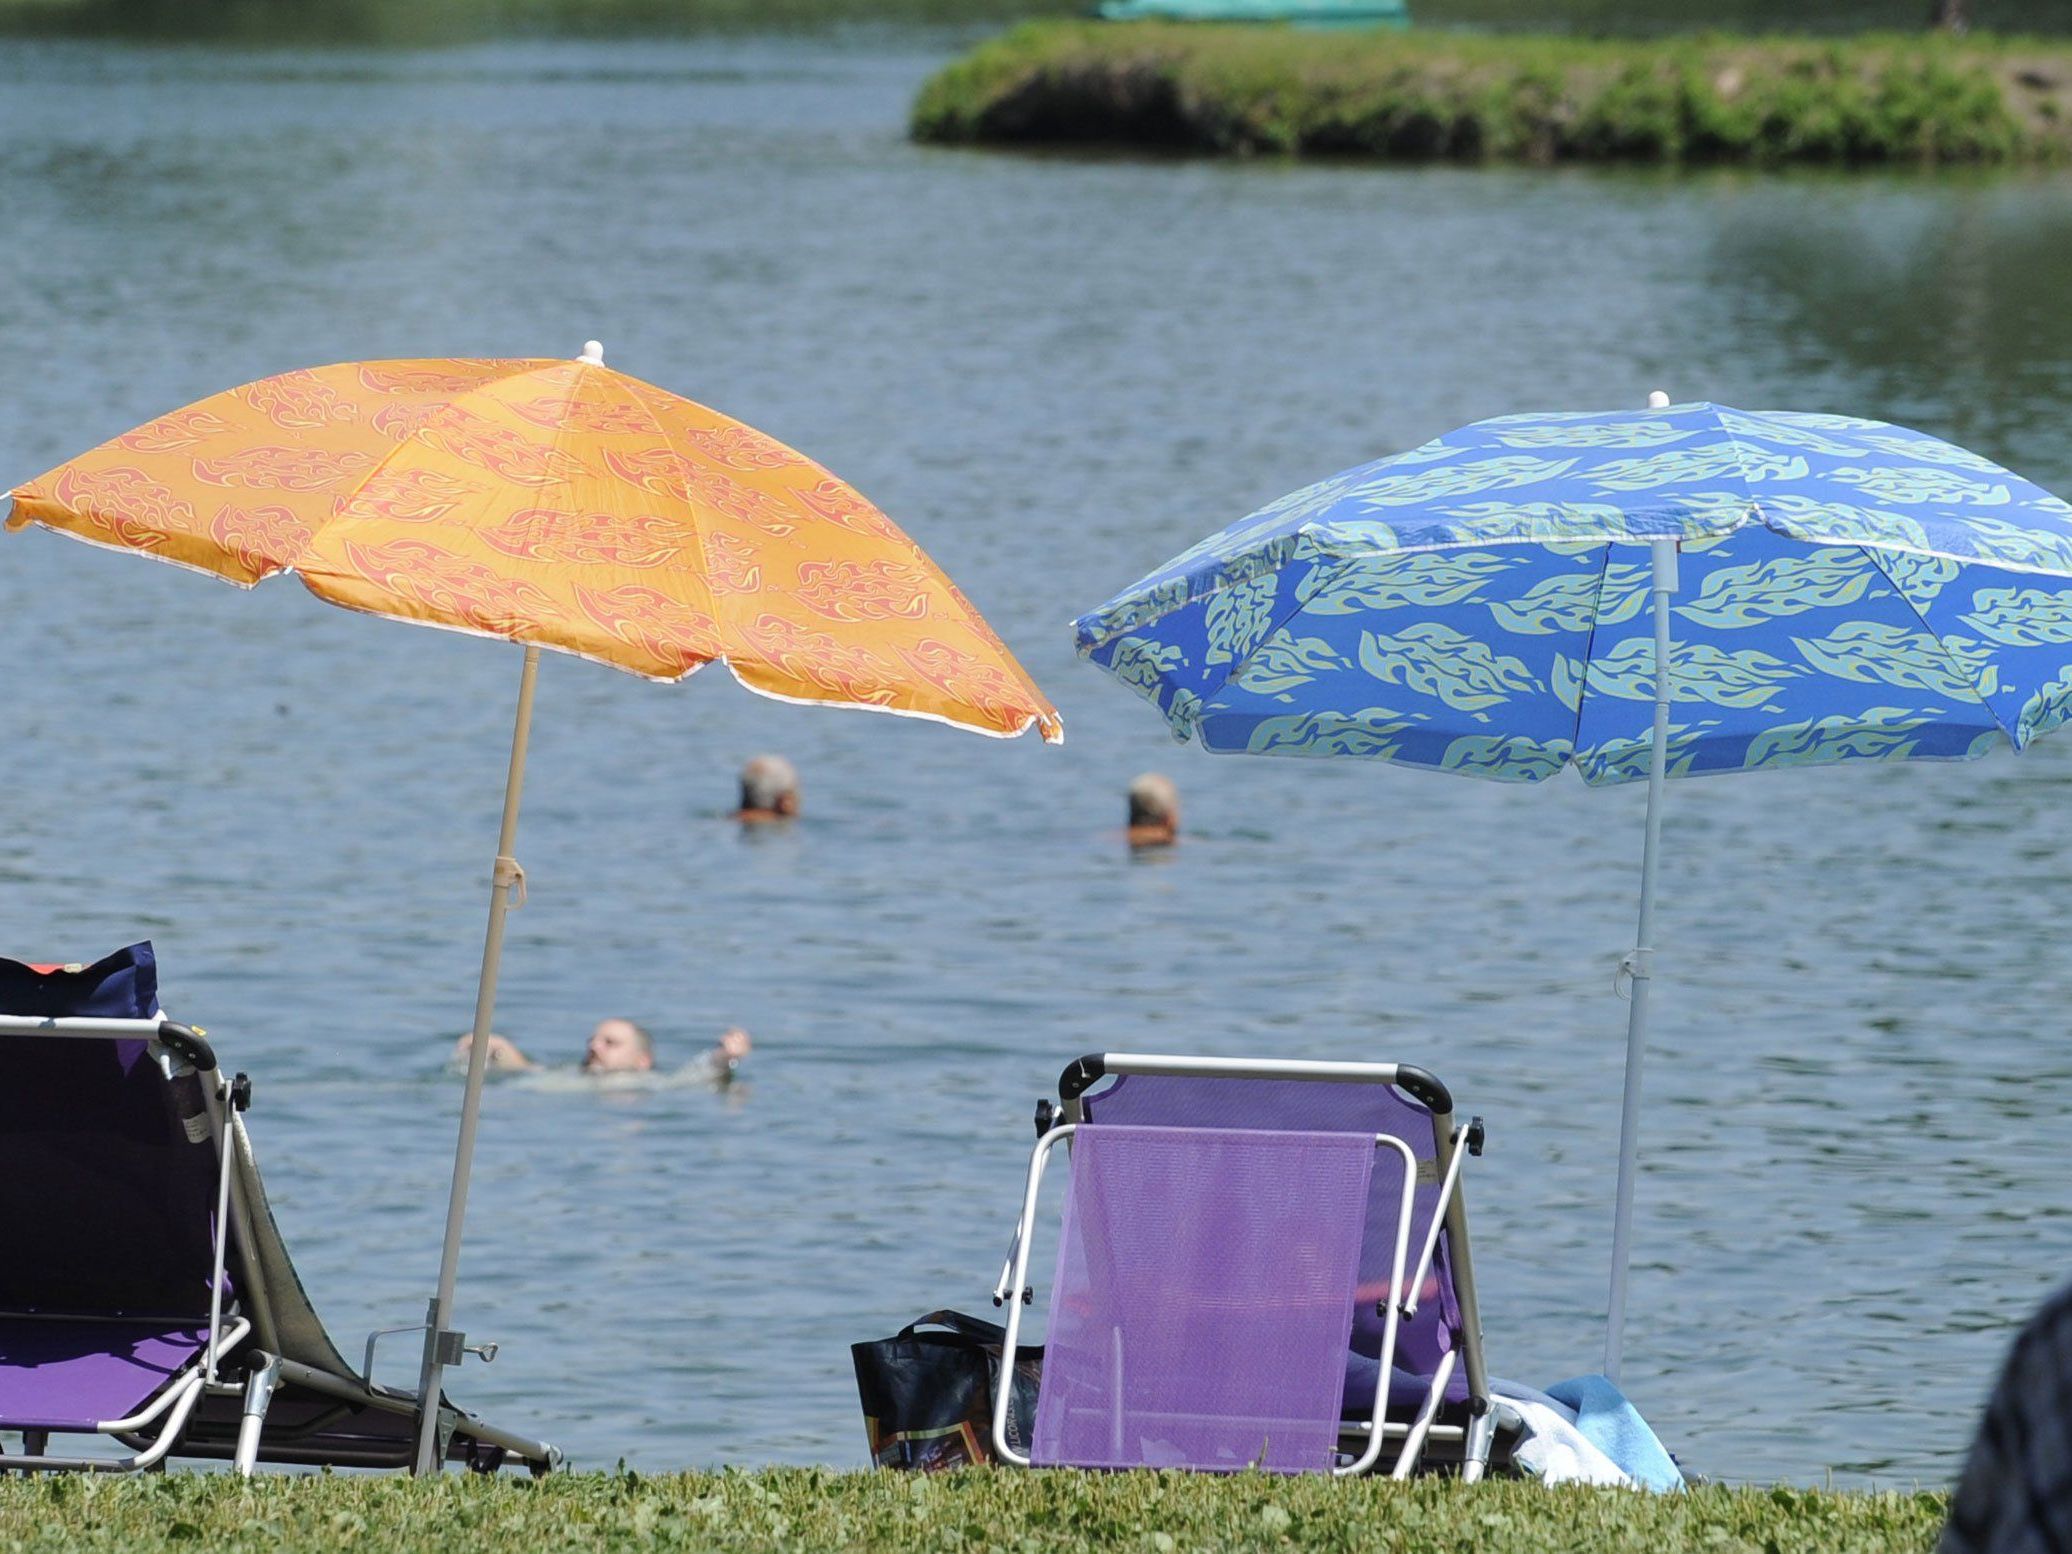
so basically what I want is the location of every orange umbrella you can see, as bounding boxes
[7,343,1061,1471]
[9,346,1059,735]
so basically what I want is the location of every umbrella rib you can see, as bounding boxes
[537,355,590,538]
[1567,543,1620,779]
[1712,403,1769,541]
[1858,543,2011,740]
[305,361,543,574]
[1202,539,1348,706]
[616,373,721,664]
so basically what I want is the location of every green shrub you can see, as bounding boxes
[912,24,2072,167]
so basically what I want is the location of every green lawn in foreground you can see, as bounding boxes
[0,1469,1949,1553]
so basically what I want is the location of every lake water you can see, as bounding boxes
[3,32,2071,1488]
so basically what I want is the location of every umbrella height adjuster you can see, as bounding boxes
[365,1323,497,1385]
[1613,946,1654,999]
[433,1329,498,1365]
[493,854,527,909]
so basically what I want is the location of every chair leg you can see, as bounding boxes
[1461,1408,1496,1484]
[1390,1350,1457,1480]
[233,1355,281,1477]
[1110,1326,1126,1462]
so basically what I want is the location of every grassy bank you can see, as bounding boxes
[913,24,2072,164]
[0,1469,1947,1553]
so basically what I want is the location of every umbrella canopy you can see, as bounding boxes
[10,352,1061,742]
[1076,401,2072,778]
[1073,398,2072,1383]
[7,345,1061,1471]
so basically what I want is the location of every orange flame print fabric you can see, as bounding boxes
[8,357,1061,742]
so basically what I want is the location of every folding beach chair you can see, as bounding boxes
[990,1054,1500,1478]
[0,945,558,1475]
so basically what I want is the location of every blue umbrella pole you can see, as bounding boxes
[1605,537,1679,1385]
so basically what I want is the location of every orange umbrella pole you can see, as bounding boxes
[412,643,542,1474]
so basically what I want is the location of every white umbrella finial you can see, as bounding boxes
[1647,390,1671,409]
[579,340,605,365]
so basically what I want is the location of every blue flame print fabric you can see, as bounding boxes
[1074,403,2072,786]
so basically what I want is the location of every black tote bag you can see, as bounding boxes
[851,1310,1041,1469]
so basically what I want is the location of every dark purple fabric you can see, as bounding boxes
[0,942,218,1319]
[1339,1351,1460,1414]
[0,943,159,1019]
[0,943,158,1075]
[1082,1073,1468,1405]
[1032,1125,1373,1474]
[0,1317,207,1430]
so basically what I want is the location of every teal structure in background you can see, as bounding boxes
[1097,0,1410,26]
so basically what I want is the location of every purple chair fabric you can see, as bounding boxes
[1082,1074,1469,1407]
[0,1318,209,1431]
[1031,1125,1375,1474]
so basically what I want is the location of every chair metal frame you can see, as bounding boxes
[990,1052,1495,1480]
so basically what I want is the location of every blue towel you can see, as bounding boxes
[1545,1375,1683,1492]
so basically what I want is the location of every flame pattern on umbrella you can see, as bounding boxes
[9,356,1061,742]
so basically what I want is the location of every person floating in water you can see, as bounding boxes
[735,754,799,823]
[1126,772,1180,849]
[454,1020,752,1083]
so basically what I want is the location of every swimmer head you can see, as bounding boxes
[737,755,799,821]
[582,1017,655,1073]
[1126,771,1179,848]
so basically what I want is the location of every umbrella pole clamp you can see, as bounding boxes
[492,854,526,908]
[1612,946,1654,999]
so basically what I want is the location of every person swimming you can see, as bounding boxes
[453,1020,751,1083]
[734,754,800,823]
[1126,772,1180,849]
[580,1016,655,1073]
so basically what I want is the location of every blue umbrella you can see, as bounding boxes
[1074,395,2072,1380]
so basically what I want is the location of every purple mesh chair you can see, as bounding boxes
[990,1054,1499,1479]
[0,945,558,1476]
